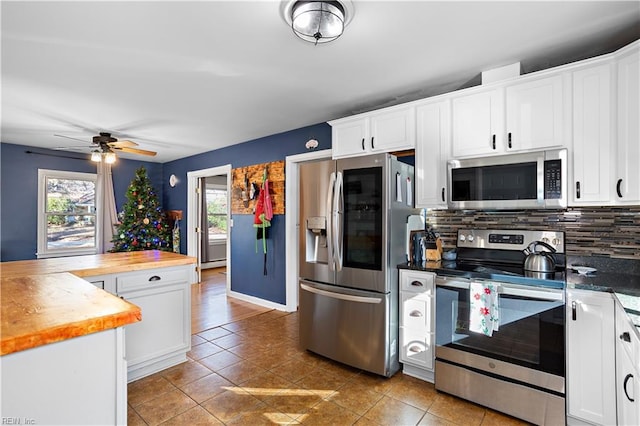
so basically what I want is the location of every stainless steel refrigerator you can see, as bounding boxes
[298,153,418,377]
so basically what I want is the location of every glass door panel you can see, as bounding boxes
[342,167,383,271]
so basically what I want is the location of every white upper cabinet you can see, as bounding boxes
[331,105,415,159]
[570,63,613,205]
[451,88,503,157]
[615,45,640,204]
[505,75,565,151]
[451,74,565,158]
[331,116,370,158]
[415,99,450,208]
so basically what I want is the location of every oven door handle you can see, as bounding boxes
[498,285,564,302]
[436,277,564,302]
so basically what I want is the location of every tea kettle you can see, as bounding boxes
[523,241,557,273]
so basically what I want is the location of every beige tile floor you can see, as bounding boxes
[127,269,531,425]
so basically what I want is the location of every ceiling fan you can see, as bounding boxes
[55,132,157,162]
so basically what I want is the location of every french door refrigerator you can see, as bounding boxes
[298,153,417,377]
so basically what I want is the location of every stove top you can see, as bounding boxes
[432,229,567,288]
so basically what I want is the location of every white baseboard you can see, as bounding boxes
[228,290,294,312]
[402,363,434,383]
[202,261,226,269]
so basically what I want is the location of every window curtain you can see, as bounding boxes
[97,162,118,253]
[200,178,210,262]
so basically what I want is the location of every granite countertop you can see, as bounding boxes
[400,256,640,328]
[566,256,640,328]
[0,251,195,356]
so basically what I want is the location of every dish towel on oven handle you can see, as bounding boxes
[469,281,500,337]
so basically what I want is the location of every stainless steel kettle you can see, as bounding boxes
[523,241,557,273]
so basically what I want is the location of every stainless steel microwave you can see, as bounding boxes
[447,148,567,210]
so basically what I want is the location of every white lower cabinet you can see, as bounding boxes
[399,270,435,382]
[616,302,640,426]
[1,327,127,425]
[91,265,191,382]
[566,288,617,426]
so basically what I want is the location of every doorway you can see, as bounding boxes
[284,149,332,312]
[187,165,232,287]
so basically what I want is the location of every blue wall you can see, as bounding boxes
[163,123,332,305]
[0,143,164,261]
[1,123,331,305]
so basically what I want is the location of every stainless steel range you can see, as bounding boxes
[434,229,566,426]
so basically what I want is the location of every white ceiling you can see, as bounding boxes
[2,1,639,163]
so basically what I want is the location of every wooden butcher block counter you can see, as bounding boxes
[0,250,195,356]
[1,272,141,355]
[1,250,196,424]
[1,250,196,279]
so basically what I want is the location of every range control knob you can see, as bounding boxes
[467,235,475,242]
[459,234,466,242]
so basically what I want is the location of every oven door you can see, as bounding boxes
[435,277,565,388]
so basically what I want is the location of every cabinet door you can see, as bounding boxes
[416,100,449,208]
[616,302,640,426]
[452,89,503,157]
[616,47,640,204]
[571,64,613,205]
[566,289,616,426]
[505,75,564,151]
[617,347,640,426]
[121,283,190,368]
[369,106,415,152]
[331,117,370,158]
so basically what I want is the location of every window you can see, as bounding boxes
[206,186,227,242]
[37,169,98,258]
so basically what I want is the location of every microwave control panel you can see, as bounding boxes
[544,159,562,199]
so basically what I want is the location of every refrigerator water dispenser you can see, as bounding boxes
[306,216,328,263]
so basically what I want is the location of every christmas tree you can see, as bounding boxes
[111,166,172,252]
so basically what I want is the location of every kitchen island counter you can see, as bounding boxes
[1,272,141,355]
[0,249,195,279]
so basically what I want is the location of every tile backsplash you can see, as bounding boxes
[425,206,640,259]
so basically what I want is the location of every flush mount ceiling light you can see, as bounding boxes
[281,0,354,45]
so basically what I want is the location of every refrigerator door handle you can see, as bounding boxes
[300,283,382,304]
[326,172,336,271]
[333,171,344,271]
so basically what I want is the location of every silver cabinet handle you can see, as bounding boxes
[410,280,424,287]
[149,275,161,281]
[409,310,423,317]
[409,345,423,353]
[572,301,577,321]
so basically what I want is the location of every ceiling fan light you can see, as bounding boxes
[91,151,102,162]
[104,152,117,164]
[291,1,345,44]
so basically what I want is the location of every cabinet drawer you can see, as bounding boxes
[401,293,432,331]
[400,271,434,294]
[400,328,433,370]
[117,267,189,293]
